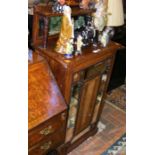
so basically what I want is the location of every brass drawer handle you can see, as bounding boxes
[40,126,54,136]
[40,141,52,150]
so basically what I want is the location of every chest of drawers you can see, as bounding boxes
[28,52,67,155]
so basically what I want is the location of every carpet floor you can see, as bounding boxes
[68,84,126,155]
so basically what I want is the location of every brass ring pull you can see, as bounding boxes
[40,141,52,150]
[40,126,53,135]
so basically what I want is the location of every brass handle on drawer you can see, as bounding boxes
[40,141,52,150]
[40,126,54,136]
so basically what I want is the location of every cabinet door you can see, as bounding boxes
[74,75,101,135]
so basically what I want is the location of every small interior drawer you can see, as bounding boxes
[29,111,67,148]
[28,129,65,155]
[84,62,106,79]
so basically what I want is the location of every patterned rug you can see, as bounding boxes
[105,84,126,112]
[101,84,126,155]
[101,134,126,155]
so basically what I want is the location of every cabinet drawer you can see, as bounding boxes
[85,62,106,79]
[29,112,67,148]
[29,129,65,155]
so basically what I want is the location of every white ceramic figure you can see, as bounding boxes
[93,0,107,32]
[75,34,83,55]
[100,31,109,47]
[66,39,74,54]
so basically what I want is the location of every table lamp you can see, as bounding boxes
[107,0,124,27]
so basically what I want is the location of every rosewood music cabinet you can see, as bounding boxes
[34,41,122,154]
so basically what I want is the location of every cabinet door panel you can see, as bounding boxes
[74,76,101,135]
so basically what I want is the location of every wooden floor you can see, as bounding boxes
[68,102,126,155]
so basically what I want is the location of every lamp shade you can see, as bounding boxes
[106,0,124,26]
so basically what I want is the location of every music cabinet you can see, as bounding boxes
[37,41,122,154]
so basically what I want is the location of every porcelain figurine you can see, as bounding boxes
[93,0,107,32]
[64,39,74,58]
[80,0,90,9]
[58,0,65,5]
[55,5,74,54]
[52,0,64,13]
[99,27,115,47]
[100,31,109,47]
[74,15,95,47]
[75,34,83,56]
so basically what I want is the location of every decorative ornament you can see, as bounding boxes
[58,0,65,5]
[99,27,114,47]
[64,39,74,58]
[93,0,107,32]
[75,34,83,56]
[55,5,74,54]
[100,31,109,47]
[52,0,65,13]
[74,15,95,47]
[80,0,91,9]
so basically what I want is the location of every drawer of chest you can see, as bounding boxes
[29,129,65,155]
[29,112,67,148]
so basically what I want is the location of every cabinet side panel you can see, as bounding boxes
[49,60,66,96]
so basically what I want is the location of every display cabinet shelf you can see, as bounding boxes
[33,4,95,49]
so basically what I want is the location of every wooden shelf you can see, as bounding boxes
[35,5,96,17]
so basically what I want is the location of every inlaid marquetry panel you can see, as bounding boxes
[74,76,101,135]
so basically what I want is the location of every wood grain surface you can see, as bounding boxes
[28,52,67,130]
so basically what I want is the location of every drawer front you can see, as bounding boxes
[29,129,65,155]
[85,62,106,79]
[29,112,67,148]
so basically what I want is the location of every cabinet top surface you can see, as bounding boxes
[28,52,67,130]
[36,41,122,71]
